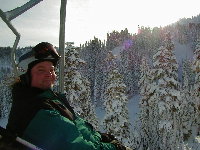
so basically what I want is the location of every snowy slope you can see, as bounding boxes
[112,45,123,58]
[95,94,140,131]
[127,94,140,125]
[174,40,194,62]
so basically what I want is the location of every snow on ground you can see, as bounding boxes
[112,45,123,59]
[174,40,194,62]
[127,94,140,125]
[95,94,140,131]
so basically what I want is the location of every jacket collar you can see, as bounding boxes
[37,89,57,99]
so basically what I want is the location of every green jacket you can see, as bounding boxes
[21,90,116,150]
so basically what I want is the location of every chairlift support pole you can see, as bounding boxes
[59,0,67,93]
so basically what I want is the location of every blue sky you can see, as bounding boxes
[0,0,199,47]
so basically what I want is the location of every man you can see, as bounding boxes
[5,42,132,150]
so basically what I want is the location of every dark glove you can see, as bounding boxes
[99,132,117,143]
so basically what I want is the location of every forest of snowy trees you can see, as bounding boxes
[1,14,200,149]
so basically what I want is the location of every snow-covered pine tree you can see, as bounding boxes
[180,67,197,143]
[0,75,14,118]
[119,49,132,96]
[180,73,200,150]
[193,38,200,73]
[0,84,11,118]
[138,56,158,149]
[79,38,107,107]
[182,60,195,88]
[152,32,182,150]
[102,51,132,147]
[119,47,141,97]
[129,51,141,95]
[64,43,99,129]
[146,73,161,150]
[192,38,200,136]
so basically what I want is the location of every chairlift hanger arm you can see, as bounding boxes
[3,0,43,21]
[0,9,20,37]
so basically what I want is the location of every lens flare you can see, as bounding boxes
[123,39,133,49]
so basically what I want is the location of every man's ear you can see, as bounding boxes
[19,73,30,87]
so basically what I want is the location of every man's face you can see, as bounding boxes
[31,61,56,90]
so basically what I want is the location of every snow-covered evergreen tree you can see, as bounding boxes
[182,60,195,87]
[64,43,99,129]
[192,38,200,136]
[152,32,182,149]
[102,51,132,147]
[119,49,132,95]
[193,38,200,74]
[0,75,14,118]
[145,72,161,150]
[179,38,200,149]
[180,68,196,141]
[79,38,107,107]
[138,56,158,149]
[0,85,11,118]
